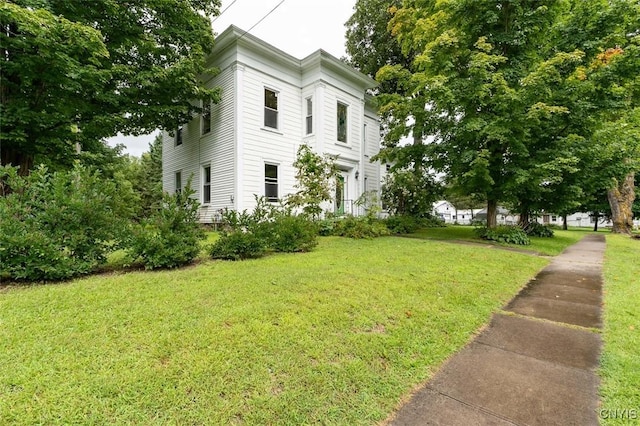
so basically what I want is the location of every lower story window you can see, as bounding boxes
[203,165,211,204]
[265,164,278,202]
[175,171,182,194]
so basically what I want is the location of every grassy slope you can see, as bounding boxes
[600,235,640,424]
[0,236,548,425]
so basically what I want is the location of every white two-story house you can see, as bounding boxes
[162,26,383,223]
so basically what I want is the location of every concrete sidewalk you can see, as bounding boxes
[388,234,605,426]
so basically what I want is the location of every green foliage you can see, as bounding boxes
[474,225,531,245]
[523,221,555,238]
[0,164,135,281]
[287,145,338,219]
[384,214,444,234]
[331,216,391,239]
[211,196,319,260]
[381,168,442,218]
[209,231,266,261]
[1,0,221,172]
[129,180,204,269]
[124,135,164,220]
[264,215,319,253]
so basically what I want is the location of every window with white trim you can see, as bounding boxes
[175,125,183,146]
[202,101,211,135]
[337,102,348,142]
[264,88,278,129]
[305,97,313,135]
[175,171,182,194]
[202,165,211,204]
[265,164,278,202]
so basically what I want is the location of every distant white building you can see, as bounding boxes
[433,200,483,224]
[162,26,384,222]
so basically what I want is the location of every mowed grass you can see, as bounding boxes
[600,235,640,424]
[0,236,548,425]
[410,225,592,256]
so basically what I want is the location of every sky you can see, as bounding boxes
[107,0,358,157]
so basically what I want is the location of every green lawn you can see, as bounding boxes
[600,235,640,425]
[411,225,592,256]
[0,236,549,425]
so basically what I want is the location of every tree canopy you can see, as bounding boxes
[346,0,640,232]
[1,0,221,173]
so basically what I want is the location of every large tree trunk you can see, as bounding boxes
[607,172,635,235]
[593,212,599,232]
[487,199,498,228]
[562,214,568,230]
[518,205,530,228]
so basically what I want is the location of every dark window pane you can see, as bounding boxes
[265,89,278,109]
[306,116,312,135]
[176,126,183,146]
[202,103,211,134]
[264,108,278,129]
[337,103,347,142]
[203,166,211,203]
[265,164,278,202]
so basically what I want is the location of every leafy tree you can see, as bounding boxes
[377,0,566,227]
[1,0,221,174]
[345,0,407,86]
[381,167,441,217]
[286,144,338,219]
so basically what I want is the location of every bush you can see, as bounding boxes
[332,215,390,239]
[384,215,421,234]
[384,215,445,234]
[212,197,318,259]
[129,182,204,269]
[209,231,266,260]
[475,225,531,245]
[0,164,135,281]
[523,221,555,237]
[265,215,318,253]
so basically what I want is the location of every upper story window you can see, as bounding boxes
[264,88,278,129]
[337,102,348,143]
[175,125,183,146]
[202,101,211,135]
[265,163,278,202]
[305,97,313,135]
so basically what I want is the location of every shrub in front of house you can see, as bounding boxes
[210,197,318,260]
[263,214,318,253]
[474,225,531,245]
[331,215,390,239]
[129,182,205,269]
[209,231,267,260]
[0,165,135,281]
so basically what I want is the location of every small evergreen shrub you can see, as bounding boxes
[129,182,204,269]
[524,222,555,237]
[475,225,531,245]
[209,231,266,260]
